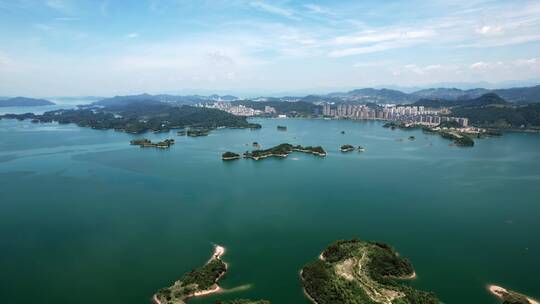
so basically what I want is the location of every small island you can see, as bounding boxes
[222,151,241,161]
[409,136,416,141]
[243,143,326,160]
[340,144,355,152]
[489,285,539,304]
[178,129,210,137]
[154,245,227,304]
[277,125,287,131]
[130,138,175,149]
[301,239,439,304]
[357,146,366,152]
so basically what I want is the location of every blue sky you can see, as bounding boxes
[0,0,539,96]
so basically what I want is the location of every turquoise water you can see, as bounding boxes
[0,118,539,304]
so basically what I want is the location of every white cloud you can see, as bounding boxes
[125,33,139,39]
[476,25,503,35]
[304,4,334,16]
[250,1,297,20]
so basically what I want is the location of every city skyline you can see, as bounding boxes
[1,0,539,96]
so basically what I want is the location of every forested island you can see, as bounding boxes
[177,129,210,137]
[301,239,439,304]
[242,143,326,160]
[130,138,175,149]
[222,151,241,161]
[0,100,261,134]
[340,144,355,152]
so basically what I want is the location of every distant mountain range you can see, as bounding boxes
[3,84,539,108]
[0,97,55,107]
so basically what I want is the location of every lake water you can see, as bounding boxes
[0,117,539,304]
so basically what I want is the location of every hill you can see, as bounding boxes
[0,97,55,107]
[414,93,509,108]
[412,85,540,104]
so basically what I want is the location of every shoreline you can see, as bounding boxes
[488,285,539,304]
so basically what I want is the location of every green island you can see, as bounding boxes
[277,125,287,131]
[154,245,227,304]
[0,100,261,134]
[130,138,175,149]
[242,143,326,160]
[222,151,241,161]
[301,239,439,304]
[489,285,539,304]
[177,129,210,137]
[340,144,355,152]
[216,300,271,304]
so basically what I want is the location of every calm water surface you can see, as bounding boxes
[0,117,539,304]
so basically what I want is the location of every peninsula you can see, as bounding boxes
[489,285,539,304]
[153,245,227,304]
[1,100,261,134]
[242,143,326,160]
[301,239,438,304]
[384,121,475,147]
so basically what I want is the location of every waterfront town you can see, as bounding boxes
[197,101,469,128]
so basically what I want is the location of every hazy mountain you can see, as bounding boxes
[411,88,490,100]
[93,93,239,107]
[414,93,509,108]
[493,85,540,104]
[0,97,55,107]
[412,85,540,104]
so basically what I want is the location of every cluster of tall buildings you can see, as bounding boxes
[322,104,469,127]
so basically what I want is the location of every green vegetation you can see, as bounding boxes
[216,300,271,304]
[491,286,536,304]
[154,249,227,304]
[178,129,210,137]
[340,144,355,152]
[277,125,287,131]
[450,103,540,130]
[242,143,326,160]
[130,138,175,149]
[439,132,474,147]
[222,152,241,160]
[301,239,439,304]
[408,136,415,141]
[1,101,261,134]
